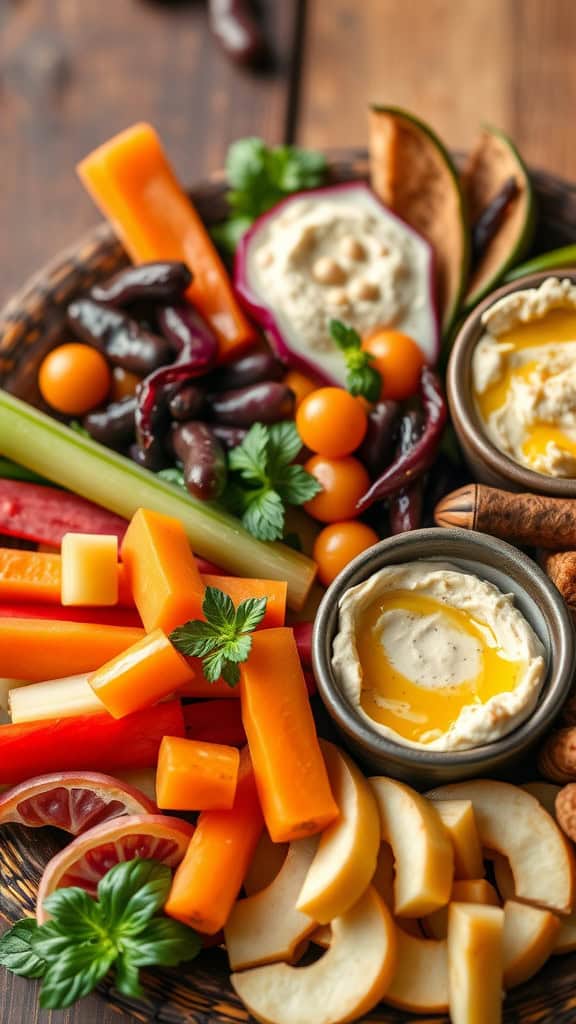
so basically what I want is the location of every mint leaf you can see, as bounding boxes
[98,859,172,935]
[329,319,382,401]
[267,421,303,473]
[221,660,241,687]
[202,586,236,633]
[228,422,269,482]
[0,920,46,978]
[202,647,227,683]
[169,620,220,658]
[274,464,322,506]
[157,467,187,493]
[235,596,268,634]
[39,944,115,1010]
[329,319,362,350]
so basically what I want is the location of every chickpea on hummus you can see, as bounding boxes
[331,561,545,752]
[473,277,576,477]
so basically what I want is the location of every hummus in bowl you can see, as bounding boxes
[332,560,545,753]
[472,277,576,477]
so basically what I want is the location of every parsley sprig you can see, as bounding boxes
[170,585,267,686]
[0,859,200,1010]
[212,137,327,253]
[225,421,322,542]
[329,319,382,402]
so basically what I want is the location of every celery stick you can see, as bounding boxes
[9,674,104,723]
[0,391,317,610]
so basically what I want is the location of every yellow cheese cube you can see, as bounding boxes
[448,903,504,1024]
[61,533,119,606]
[434,800,484,880]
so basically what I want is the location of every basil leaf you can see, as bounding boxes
[119,918,201,968]
[98,859,172,934]
[39,944,114,1010]
[114,953,144,999]
[41,888,105,940]
[31,922,74,959]
[0,919,46,978]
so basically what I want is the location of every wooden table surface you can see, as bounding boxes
[2,0,576,1019]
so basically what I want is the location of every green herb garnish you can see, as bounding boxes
[212,138,327,253]
[329,319,382,402]
[170,585,267,686]
[157,466,188,493]
[224,421,321,542]
[0,859,200,1010]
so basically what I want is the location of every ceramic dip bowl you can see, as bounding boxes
[447,269,576,496]
[312,527,575,787]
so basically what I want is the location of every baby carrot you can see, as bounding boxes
[202,575,287,628]
[121,508,205,633]
[0,547,134,606]
[77,123,255,357]
[240,628,339,842]
[0,618,144,681]
[89,628,193,718]
[164,748,263,933]
[156,736,240,811]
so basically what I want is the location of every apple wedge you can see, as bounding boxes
[428,780,574,914]
[503,899,560,987]
[225,836,318,970]
[244,832,288,896]
[448,903,504,1024]
[383,928,449,1013]
[492,851,576,956]
[434,800,484,880]
[423,878,499,940]
[296,742,380,924]
[231,886,397,1024]
[371,777,453,916]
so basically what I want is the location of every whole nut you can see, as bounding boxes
[538,728,576,783]
[555,784,576,842]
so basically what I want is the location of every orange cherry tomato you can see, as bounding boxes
[39,344,112,415]
[284,369,318,409]
[361,330,426,401]
[313,521,380,586]
[304,455,370,523]
[296,388,367,457]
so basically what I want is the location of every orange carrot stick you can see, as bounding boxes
[240,627,338,842]
[0,548,133,606]
[89,628,193,718]
[77,123,255,358]
[0,619,144,681]
[202,575,287,629]
[164,748,263,933]
[156,736,239,811]
[121,508,205,633]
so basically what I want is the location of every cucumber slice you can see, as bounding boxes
[463,127,535,309]
[504,244,576,283]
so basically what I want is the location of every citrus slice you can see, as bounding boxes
[0,771,157,835]
[36,814,194,921]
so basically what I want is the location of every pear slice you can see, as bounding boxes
[448,903,504,1024]
[371,841,394,906]
[244,832,288,896]
[371,777,453,916]
[503,900,560,987]
[296,742,380,924]
[428,780,574,913]
[492,851,576,956]
[434,800,484,880]
[225,837,318,970]
[383,928,449,1013]
[231,886,397,1024]
[423,878,499,940]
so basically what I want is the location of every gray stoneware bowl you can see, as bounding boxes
[447,269,576,497]
[312,527,575,787]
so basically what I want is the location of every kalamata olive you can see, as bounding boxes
[168,384,206,422]
[211,424,248,449]
[82,397,137,449]
[67,299,172,375]
[129,439,169,471]
[157,304,219,365]
[208,346,284,390]
[208,382,295,426]
[171,422,228,500]
[358,400,401,476]
[208,0,268,67]
[91,262,192,306]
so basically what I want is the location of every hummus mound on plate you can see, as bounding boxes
[331,561,546,752]
[472,276,576,477]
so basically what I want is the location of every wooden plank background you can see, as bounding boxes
[2,0,576,1020]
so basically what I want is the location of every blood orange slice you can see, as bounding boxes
[37,814,194,922]
[0,771,158,834]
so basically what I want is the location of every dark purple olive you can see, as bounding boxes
[358,400,401,476]
[129,439,169,471]
[389,410,425,535]
[207,0,268,67]
[90,262,192,307]
[211,424,248,449]
[208,382,295,426]
[168,384,206,422]
[157,304,219,364]
[67,299,172,375]
[171,422,227,500]
[82,397,136,449]
[208,346,284,390]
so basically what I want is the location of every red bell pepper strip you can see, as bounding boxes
[183,700,246,747]
[0,700,184,785]
[0,479,128,546]
[0,602,142,628]
[292,621,313,669]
